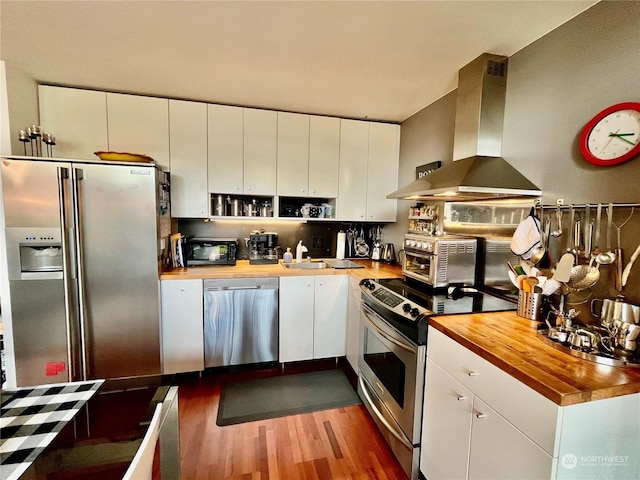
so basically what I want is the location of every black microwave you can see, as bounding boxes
[183,237,237,266]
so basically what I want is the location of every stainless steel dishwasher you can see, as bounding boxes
[203,277,278,368]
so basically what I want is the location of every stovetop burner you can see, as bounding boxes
[360,277,517,345]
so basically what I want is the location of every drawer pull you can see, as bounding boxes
[456,395,466,401]
[475,413,487,419]
[467,371,478,376]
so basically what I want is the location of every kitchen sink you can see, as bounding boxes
[282,261,330,269]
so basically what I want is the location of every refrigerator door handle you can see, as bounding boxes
[58,166,76,381]
[72,167,89,381]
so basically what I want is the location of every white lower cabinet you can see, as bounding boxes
[468,396,552,480]
[279,275,348,363]
[422,327,640,480]
[160,279,204,374]
[314,275,348,359]
[421,359,473,480]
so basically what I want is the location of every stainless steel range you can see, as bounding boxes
[357,277,516,480]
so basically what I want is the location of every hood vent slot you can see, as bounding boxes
[487,60,506,77]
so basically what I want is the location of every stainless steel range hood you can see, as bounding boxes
[388,53,541,202]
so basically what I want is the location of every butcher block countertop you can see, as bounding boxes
[429,311,640,407]
[160,259,403,280]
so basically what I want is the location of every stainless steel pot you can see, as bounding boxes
[592,298,640,326]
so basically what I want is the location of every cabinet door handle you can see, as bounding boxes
[456,395,466,401]
[467,371,478,377]
[475,413,487,419]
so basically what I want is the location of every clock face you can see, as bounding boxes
[579,102,640,166]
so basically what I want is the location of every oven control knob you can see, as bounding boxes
[362,280,375,290]
[410,307,420,317]
[402,303,412,312]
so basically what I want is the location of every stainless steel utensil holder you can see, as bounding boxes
[518,290,543,320]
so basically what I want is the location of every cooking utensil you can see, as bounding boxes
[508,270,519,288]
[529,210,546,265]
[553,253,575,283]
[566,230,600,291]
[523,276,539,292]
[566,263,600,291]
[596,203,616,265]
[593,203,602,255]
[346,229,354,258]
[566,205,575,254]
[565,209,600,291]
[550,205,563,237]
[622,243,640,287]
[612,207,634,291]
[354,227,369,257]
[542,278,561,296]
[583,204,592,260]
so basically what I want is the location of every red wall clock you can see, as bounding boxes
[579,102,640,166]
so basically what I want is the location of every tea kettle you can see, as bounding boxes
[381,243,396,263]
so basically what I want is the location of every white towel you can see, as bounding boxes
[511,215,541,259]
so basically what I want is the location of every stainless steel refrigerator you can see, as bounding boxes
[0,155,170,387]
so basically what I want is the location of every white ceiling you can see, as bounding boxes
[0,1,598,123]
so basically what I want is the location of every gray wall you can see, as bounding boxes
[395,1,640,310]
[2,62,39,155]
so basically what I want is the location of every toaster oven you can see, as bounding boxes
[402,234,477,288]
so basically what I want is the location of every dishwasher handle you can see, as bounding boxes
[206,285,262,292]
[203,277,279,292]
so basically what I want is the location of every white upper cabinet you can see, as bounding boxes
[208,104,243,194]
[38,86,108,160]
[337,119,369,220]
[337,119,399,222]
[277,112,310,196]
[38,86,399,221]
[243,108,277,195]
[308,115,340,198]
[106,93,170,170]
[169,100,208,218]
[367,122,400,222]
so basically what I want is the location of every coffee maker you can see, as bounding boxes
[248,232,279,264]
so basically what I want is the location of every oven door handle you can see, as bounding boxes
[358,375,413,450]
[362,305,416,354]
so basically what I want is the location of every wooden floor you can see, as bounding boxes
[175,364,409,480]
